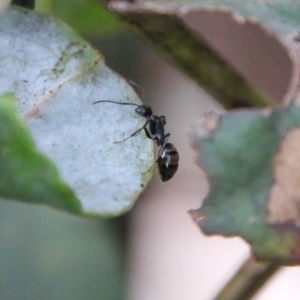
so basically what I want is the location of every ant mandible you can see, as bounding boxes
[92,100,179,182]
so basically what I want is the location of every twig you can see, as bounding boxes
[214,257,280,300]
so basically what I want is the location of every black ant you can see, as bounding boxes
[92,100,179,182]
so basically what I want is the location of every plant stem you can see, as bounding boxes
[214,257,280,300]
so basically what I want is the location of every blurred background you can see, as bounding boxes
[2,0,300,299]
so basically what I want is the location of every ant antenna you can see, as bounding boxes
[126,79,145,101]
[93,100,139,106]
[93,79,144,106]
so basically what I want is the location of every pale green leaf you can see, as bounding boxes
[0,6,154,217]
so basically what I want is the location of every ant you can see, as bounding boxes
[92,100,179,182]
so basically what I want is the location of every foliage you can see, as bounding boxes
[0,5,153,216]
[2,0,300,298]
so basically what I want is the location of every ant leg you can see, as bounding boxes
[142,161,156,176]
[160,115,166,126]
[143,127,153,140]
[114,120,149,143]
[114,128,143,143]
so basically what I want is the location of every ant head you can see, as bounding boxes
[135,105,153,117]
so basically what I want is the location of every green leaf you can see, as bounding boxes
[0,93,81,213]
[108,1,300,108]
[36,0,122,36]
[0,6,154,217]
[0,201,124,299]
[191,104,300,265]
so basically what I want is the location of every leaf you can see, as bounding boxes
[107,0,300,263]
[36,0,121,36]
[0,93,81,213]
[191,104,300,265]
[0,200,125,299]
[108,1,300,107]
[0,6,154,217]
